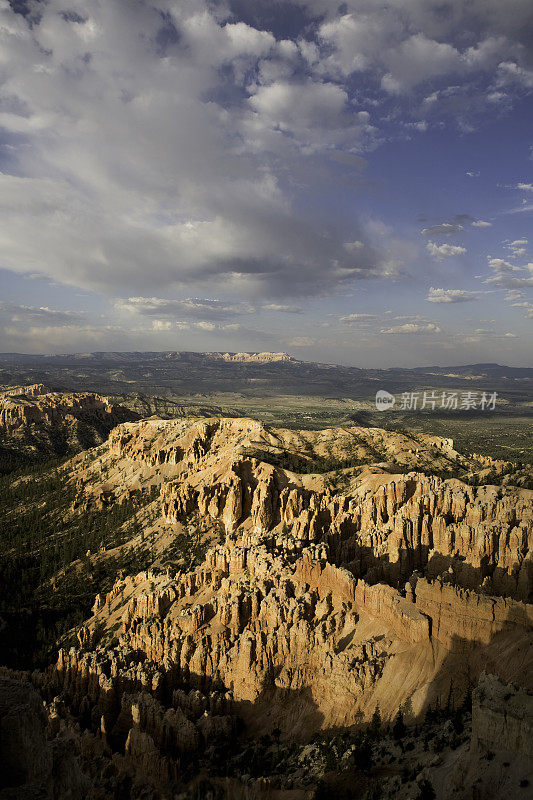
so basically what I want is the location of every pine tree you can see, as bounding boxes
[370,705,382,737]
[418,778,436,799]
[392,709,406,740]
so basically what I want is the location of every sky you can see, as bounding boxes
[0,0,532,367]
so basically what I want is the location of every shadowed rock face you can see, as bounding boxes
[472,673,533,758]
[3,414,533,798]
[0,384,139,464]
[0,676,88,799]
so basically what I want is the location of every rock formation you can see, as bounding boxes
[3,413,532,798]
[472,673,533,758]
[0,384,138,465]
[0,675,88,799]
[212,352,296,363]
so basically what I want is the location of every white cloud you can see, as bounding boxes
[497,61,533,89]
[343,240,364,252]
[0,301,85,325]
[0,1,386,301]
[316,8,525,97]
[381,34,462,94]
[427,242,467,259]
[116,297,254,320]
[0,0,531,361]
[488,257,516,272]
[174,321,247,333]
[247,78,375,153]
[289,336,315,346]
[487,276,533,288]
[506,239,528,257]
[380,323,441,335]
[485,257,533,287]
[505,290,524,302]
[339,313,377,324]
[426,288,478,303]
[511,301,533,318]
[421,223,464,236]
[152,320,172,331]
[263,304,303,313]
[469,328,518,339]
[517,183,533,191]
[471,220,492,227]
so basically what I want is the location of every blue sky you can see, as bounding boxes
[0,0,532,366]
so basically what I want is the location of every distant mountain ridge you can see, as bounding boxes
[412,363,533,378]
[0,354,531,429]
[0,350,531,374]
[0,350,298,365]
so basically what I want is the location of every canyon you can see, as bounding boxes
[1,401,532,799]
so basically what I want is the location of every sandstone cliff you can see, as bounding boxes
[0,675,88,799]
[4,414,532,798]
[0,384,139,467]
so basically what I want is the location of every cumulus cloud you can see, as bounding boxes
[517,183,533,191]
[247,79,375,153]
[116,297,254,321]
[485,256,533,287]
[497,61,533,89]
[426,288,478,303]
[506,238,528,257]
[511,301,533,318]
[469,328,518,338]
[263,304,303,313]
[152,320,173,331]
[505,290,524,302]
[0,0,387,301]
[487,275,533,288]
[0,301,85,326]
[380,323,441,334]
[0,0,529,358]
[0,0,530,309]
[315,3,530,98]
[487,257,516,273]
[472,220,492,227]
[174,321,247,332]
[380,34,463,94]
[289,336,315,346]
[427,242,467,259]
[339,313,377,324]
[421,223,464,236]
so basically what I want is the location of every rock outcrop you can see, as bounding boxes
[5,414,532,798]
[0,384,139,465]
[472,673,533,758]
[0,675,88,799]
[213,352,296,363]
[86,416,531,599]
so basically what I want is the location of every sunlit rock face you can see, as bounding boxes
[7,414,532,797]
[0,384,138,460]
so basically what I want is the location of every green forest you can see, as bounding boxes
[0,460,157,669]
